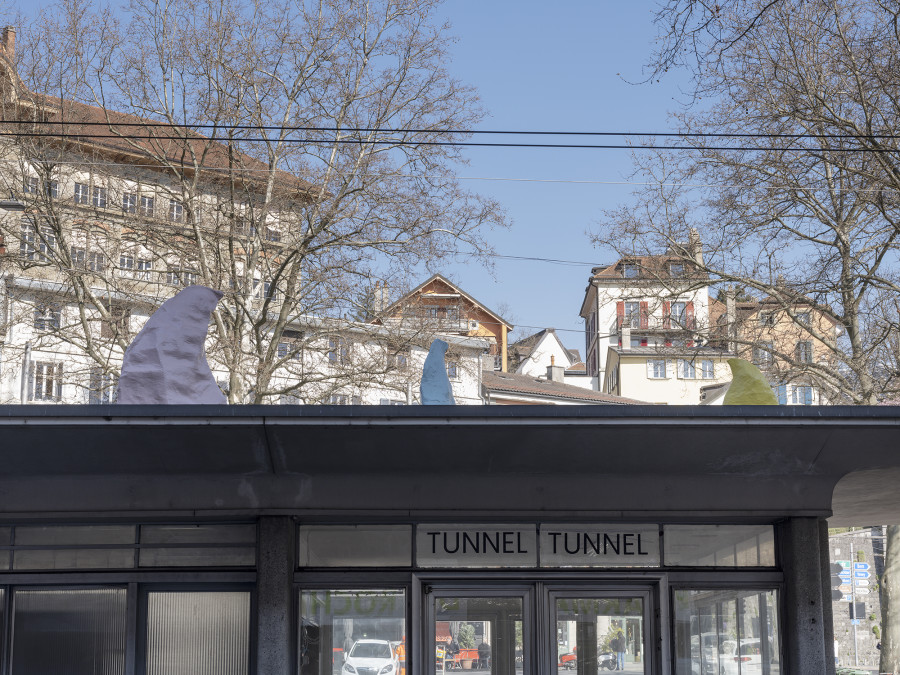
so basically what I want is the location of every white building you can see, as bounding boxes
[508,328,593,390]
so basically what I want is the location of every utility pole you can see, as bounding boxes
[852,539,859,667]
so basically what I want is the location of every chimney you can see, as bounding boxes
[621,326,631,351]
[2,26,14,58]
[546,354,565,383]
[725,287,737,353]
[372,280,388,315]
[688,228,704,266]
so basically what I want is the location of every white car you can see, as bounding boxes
[342,639,400,675]
[719,639,779,675]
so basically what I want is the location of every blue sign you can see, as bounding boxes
[840,572,852,580]
[854,571,870,579]
[851,619,861,625]
[855,562,870,570]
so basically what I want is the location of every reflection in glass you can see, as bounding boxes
[11,588,126,675]
[673,589,780,675]
[433,596,524,675]
[300,589,406,675]
[664,526,775,567]
[145,591,250,675]
[554,597,645,674]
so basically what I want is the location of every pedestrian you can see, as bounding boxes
[610,630,625,671]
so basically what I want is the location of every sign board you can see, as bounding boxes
[855,579,869,587]
[837,560,852,569]
[854,571,870,579]
[852,619,861,625]
[539,525,660,567]
[417,525,537,567]
[840,585,853,594]
[855,562,870,570]
[856,588,870,595]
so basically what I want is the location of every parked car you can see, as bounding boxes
[719,638,779,675]
[558,651,576,669]
[342,639,400,675]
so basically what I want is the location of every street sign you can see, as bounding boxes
[855,579,870,586]
[840,585,854,594]
[854,571,870,579]
[852,619,861,625]
[837,560,852,568]
[840,571,852,579]
[854,562,870,570]
[856,588,871,595]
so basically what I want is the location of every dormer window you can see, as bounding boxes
[622,263,639,279]
[669,262,685,278]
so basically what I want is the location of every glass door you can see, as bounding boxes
[550,589,652,675]
[427,588,531,675]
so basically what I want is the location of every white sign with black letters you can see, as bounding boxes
[539,524,660,567]
[417,524,537,567]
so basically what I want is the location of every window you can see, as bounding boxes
[92,186,107,208]
[700,359,714,379]
[71,246,86,268]
[792,385,813,405]
[28,361,62,401]
[74,182,90,205]
[669,262,685,277]
[23,176,38,194]
[276,342,290,359]
[20,222,55,261]
[446,360,459,379]
[46,180,59,199]
[624,301,641,328]
[34,304,61,331]
[388,350,409,369]
[753,342,774,368]
[796,311,810,326]
[265,227,281,242]
[669,301,687,328]
[327,337,348,365]
[122,191,137,213]
[327,394,361,405]
[168,199,184,223]
[276,330,303,361]
[622,262,639,278]
[796,340,813,363]
[101,303,130,339]
[88,367,117,404]
[647,358,666,379]
[677,358,696,379]
[88,251,105,272]
[425,304,440,319]
[119,253,134,275]
[758,311,775,326]
[140,194,155,217]
[280,393,301,405]
[136,258,152,280]
[379,398,406,405]
[630,336,647,348]
[167,268,198,286]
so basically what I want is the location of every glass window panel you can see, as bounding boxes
[300,589,406,675]
[146,591,250,675]
[139,546,255,567]
[664,526,776,567]
[11,588,126,675]
[15,525,135,545]
[0,550,10,570]
[298,525,412,567]
[673,589,780,675]
[0,526,12,544]
[141,524,256,545]
[14,548,135,570]
[555,596,645,674]
[433,596,523,675]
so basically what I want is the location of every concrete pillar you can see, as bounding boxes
[779,517,834,675]
[256,516,294,675]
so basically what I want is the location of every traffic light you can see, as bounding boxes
[830,563,844,601]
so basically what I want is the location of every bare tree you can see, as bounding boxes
[0,0,503,403]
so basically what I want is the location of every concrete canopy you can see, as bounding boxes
[0,406,897,524]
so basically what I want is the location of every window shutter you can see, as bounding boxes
[616,301,624,329]
[646,360,654,378]
[686,301,695,329]
[640,338,648,347]
[639,301,649,329]
[776,385,787,405]
[662,301,671,329]
[55,363,63,400]
[686,339,694,348]
[665,338,672,347]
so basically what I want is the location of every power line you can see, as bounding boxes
[2,129,899,152]
[4,119,900,141]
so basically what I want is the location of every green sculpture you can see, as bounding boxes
[722,358,779,405]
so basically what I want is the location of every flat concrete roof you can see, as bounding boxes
[0,405,894,524]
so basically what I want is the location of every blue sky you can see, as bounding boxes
[435,1,688,354]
